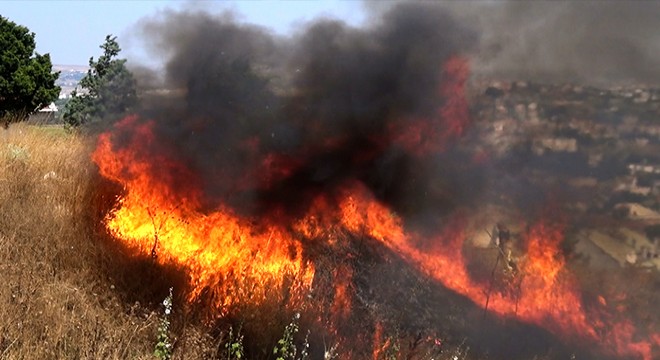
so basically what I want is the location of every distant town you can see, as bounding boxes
[469,80,660,271]
[53,64,88,99]
[30,65,88,119]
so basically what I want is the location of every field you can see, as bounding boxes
[1,122,657,360]
[0,124,473,359]
[0,124,221,359]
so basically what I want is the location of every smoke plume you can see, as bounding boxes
[368,1,660,86]
[474,1,660,85]
[128,3,481,226]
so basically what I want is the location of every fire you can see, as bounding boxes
[391,56,470,155]
[93,116,314,314]
[330,182,656,359]
[372,321,384,360]
[330,265,353,322]
[90,55,657,359]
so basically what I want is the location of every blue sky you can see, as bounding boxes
[0,0,366,66]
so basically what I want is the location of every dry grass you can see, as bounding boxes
[0,122,571,360]
[0,123,478,360]
[0,123,165,359]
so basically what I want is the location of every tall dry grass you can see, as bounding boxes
[0,123,167,359]
[0,122,552,360]
[0,123,308,360]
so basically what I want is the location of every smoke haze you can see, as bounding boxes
[367,1,660,86]
[124,0,660,226]
[97,4,659,358]
[125,3,481,227]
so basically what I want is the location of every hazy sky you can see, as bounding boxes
[0,0,366,66]
[5,1,657,85]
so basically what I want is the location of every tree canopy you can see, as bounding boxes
[0,16,60,126]
[63,35,137,127]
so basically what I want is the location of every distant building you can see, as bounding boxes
[28,102,59,124]
[39,102,58,112]
[614,203,660,222]
[532,137,578,155]
[576,229,660,271]
[628,163,660,175]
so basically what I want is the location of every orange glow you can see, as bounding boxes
[330,265,353,322]
[372,322,384,360]
[392,56,470,156]
[330,182,656,360]
[91,56,657,359]
[93,116,314,315]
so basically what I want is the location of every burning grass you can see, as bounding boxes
[0,123,146,358]
[91,115,658,359]
[0,122,476,359]
[1,121,657,359]
[0,123,214,359]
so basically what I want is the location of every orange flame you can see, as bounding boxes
[372,322,384,360]
[331,182,656,360]
[93,116,314,314]
[91,56,657,359]
[391,56,470,156]
[330,265,353,322]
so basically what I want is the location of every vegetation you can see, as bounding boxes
[0,16,60,127]
[272,314,304,360]
[63,35,137,127]
[1,10,657,359]
[644,224,660,240]
[224,326,245,360]
[0,123,154,358]
[0,123,225,359]
[154,288,174,360]
[0,122,494,359]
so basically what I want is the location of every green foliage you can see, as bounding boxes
[63,35,137,127]
[0,16,60,126]
[273,313,307,360]
[154,287,173,360]
[224,326,245,360]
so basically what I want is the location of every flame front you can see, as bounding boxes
[93,117,314,313]
[91,57,657,359]
[332,183,656,359]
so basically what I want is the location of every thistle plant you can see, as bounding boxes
[273,313,301,360]
[224,326,245,359]
[154,287,173,360]
[299,330,310,360]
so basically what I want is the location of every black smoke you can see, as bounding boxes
[125,3,482,226]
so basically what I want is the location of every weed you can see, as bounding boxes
[154,287,174,360]
[224,326,245,359]
[273,313,301,360]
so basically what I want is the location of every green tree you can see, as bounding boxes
[0,16,60,127]
[63,35,137,127]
